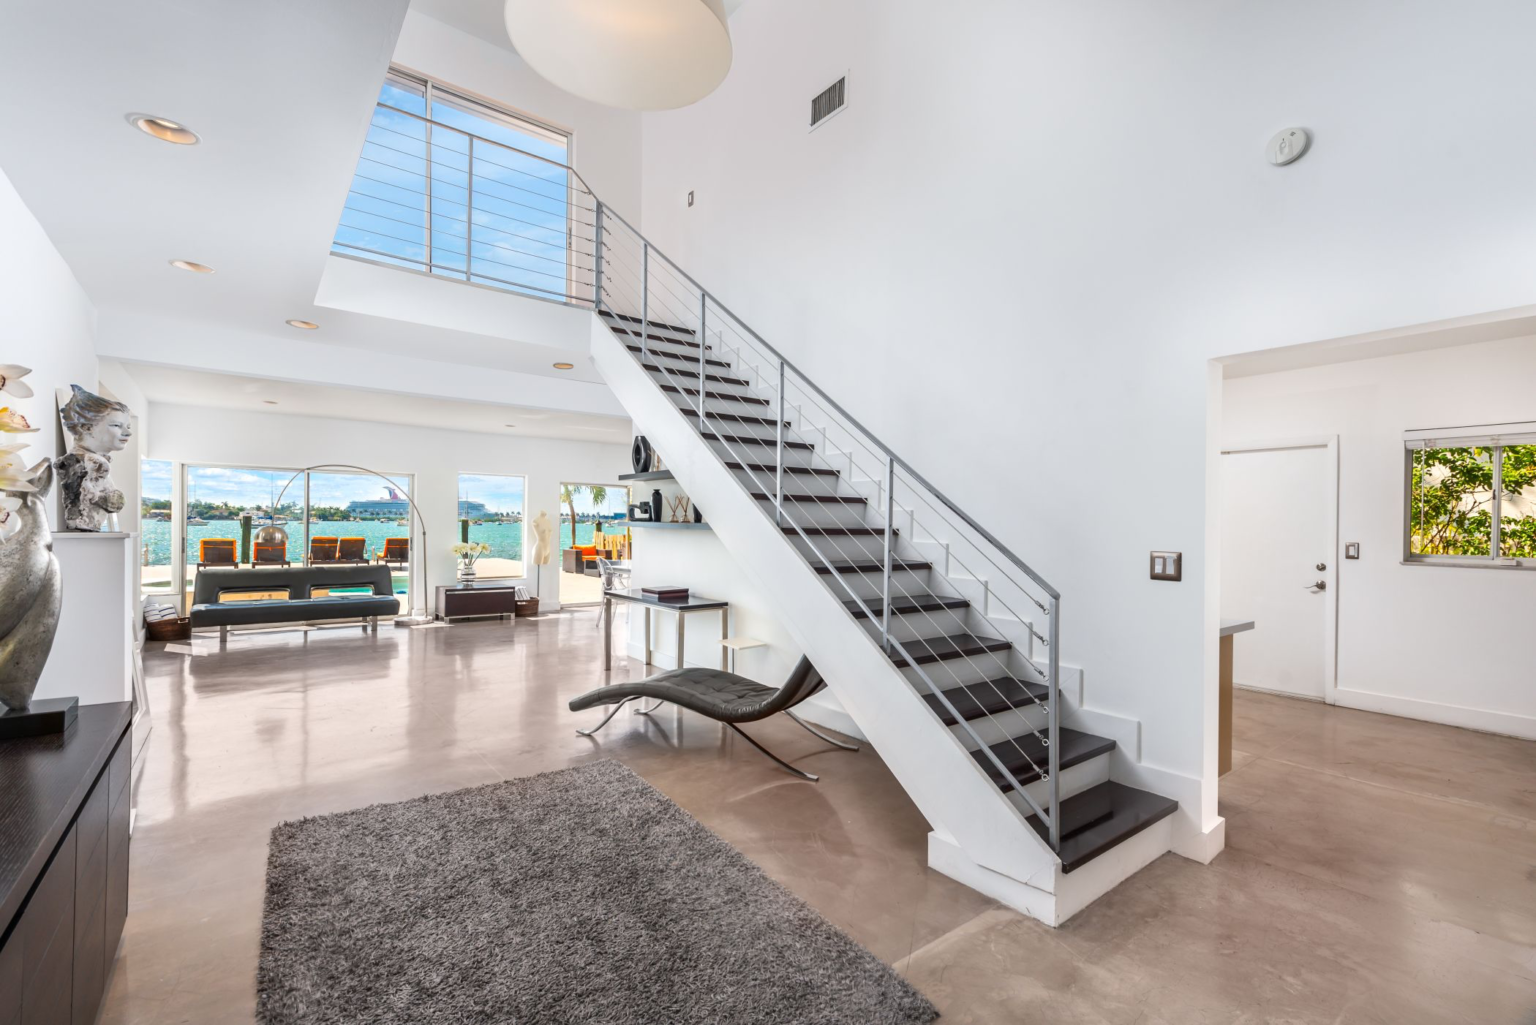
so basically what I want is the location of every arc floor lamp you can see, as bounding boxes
[267,464,433,627]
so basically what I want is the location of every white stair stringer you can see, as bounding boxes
[590,315,1069,911]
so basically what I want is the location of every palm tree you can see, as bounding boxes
[560,484,582,547]
[588,485,607,535]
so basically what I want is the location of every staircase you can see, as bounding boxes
[583,204,1180,926]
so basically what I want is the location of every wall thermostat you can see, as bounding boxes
[1266,127,1310,166]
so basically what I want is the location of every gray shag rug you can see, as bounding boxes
[257,760,938,1024]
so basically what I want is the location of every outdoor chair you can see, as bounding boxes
[567,656,857,781]
[375,536,409,567]
[309,536,340,564]
[593,557,631,630]
[197,538,238,570]
[335,537,368,564]
[253,542,290,567]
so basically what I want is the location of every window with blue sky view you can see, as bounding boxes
[333,67,576,301]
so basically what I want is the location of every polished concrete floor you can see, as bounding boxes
[102,612,1536,1023]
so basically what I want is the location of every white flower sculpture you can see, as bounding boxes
[0,366,41,541]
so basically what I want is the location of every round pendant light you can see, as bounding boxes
[503,0,731,111]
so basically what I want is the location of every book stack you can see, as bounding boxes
[641,585,689,601]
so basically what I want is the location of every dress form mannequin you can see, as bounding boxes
[529,510,554,594]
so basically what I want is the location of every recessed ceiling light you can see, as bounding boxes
[169,259,213,274]
[126,113,199,145]
[263,400,279,405]
[552,362,574,370]
[285,319,319,330]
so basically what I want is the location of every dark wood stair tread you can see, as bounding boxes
[601,309,695,335]
[815,558,931,575]
[887,632,1010,667]
[661,384,768,405]
[680,408,787,427]
[610,328,709,350]
[846,594,970,620]
[1026,782,1178,873]
[726,462,837,476]
[922,676,1049,726]
[783,525,891,536]
[970,728,1115,791]
[643,364,748,387]
[751,492,865,505]
[704,432,812,450]
[627,345,730,368]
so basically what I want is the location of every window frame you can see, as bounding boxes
[334,65,582,303]
[455,471,529,581]
[1402,422,1536,569]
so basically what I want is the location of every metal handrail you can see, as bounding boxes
[338,107,1066,848]
[596,246,1061,837]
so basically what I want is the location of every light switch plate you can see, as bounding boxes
[1150,551,1182,581]
[687,190,695,207]
[1345,542,1360,560]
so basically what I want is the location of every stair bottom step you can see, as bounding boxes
[1027,781,1178,873]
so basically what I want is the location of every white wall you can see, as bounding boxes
[1223,334,1536,739]
[0,166,98,526]
[636,0,1536,827]
[147,403,627,611]
[392,9,643,221]
[624,522,862,739]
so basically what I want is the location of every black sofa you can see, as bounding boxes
[189,565,400,639]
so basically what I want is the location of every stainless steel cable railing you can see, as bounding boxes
[335,112,1065,850]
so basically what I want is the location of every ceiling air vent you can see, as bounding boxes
[810,76,846,131]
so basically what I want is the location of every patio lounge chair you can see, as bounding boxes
[567,656,858,781]
[335,537,368,564]
[253,542,289,567]
[375,536,409,567]
[309,536,339,564]
[198,538,238,570]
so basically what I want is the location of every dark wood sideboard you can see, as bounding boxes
[435,582,521,623]
[0,702,132,1025]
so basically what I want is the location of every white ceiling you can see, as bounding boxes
[411,0,751,53]
[120,363,631,445]
[0,0,619,407]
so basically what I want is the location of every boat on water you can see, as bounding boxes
[187,516,207,526]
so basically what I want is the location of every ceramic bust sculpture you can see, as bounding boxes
[54,385,132,532]
[529,511,554,566]
[0,461,61,712]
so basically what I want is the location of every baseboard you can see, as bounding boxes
[1333,686,1536,741]
[1171,814,1224,864]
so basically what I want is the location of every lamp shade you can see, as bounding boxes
[503,0,732,111]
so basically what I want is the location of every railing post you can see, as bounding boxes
[1048,596,1061,850]
[882,456,894,650]
[775,361,785,525]
[698,292,708,422]
[592,200,604,308]
[423,117,434,276]
[465,135,474,283]
[641,242,650,362]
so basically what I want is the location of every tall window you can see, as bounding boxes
[456,473,526,579]
[1405,425,1536,564]
[333,68,579,302]
[140,459,175,596]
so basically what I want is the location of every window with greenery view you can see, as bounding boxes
[1407,439,1536,561]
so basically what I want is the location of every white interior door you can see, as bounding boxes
[1220,444,1335,701]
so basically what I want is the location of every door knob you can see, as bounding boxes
[1304,579,1326,591]
[1316,562,1327,571]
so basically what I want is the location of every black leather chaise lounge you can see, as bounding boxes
[567,657,858,781]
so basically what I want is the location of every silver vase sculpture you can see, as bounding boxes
[0,365,62,713]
